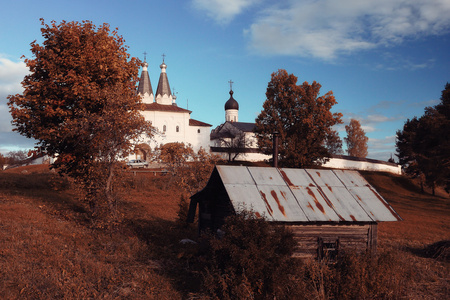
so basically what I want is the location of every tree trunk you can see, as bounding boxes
[105,163,116,217]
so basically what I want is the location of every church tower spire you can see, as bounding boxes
[225,80,239,122]
[137,52,154,104]
[155,54,173,105]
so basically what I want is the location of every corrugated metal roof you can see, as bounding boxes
[216,165,401,223]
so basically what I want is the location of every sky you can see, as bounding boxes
[1,0,449,161]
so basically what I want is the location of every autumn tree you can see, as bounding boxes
[7,19,152,218]
[396,83,450,195]
[6,150,28,165]
[157,142,219,194]
[344,119,369,157]
[158,142,195,176]
[324,129,344,155]
[255,69,342,167]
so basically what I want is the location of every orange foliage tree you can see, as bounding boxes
[7,19,152,218]
[344,119,369,158]
[255,69,342,167]
[157,142,219,194]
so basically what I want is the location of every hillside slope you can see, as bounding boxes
[0,165,448,298]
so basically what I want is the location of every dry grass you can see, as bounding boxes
[0,165,448,299]
[0,165,183,299]
[362,171,449,299]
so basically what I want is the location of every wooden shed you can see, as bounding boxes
[187,165,402,259]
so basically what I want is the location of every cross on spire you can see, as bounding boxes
[143,51,147,62]
[162,53,166,62]
[228,79,234,91]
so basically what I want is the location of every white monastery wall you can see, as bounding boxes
[187,125,211,152]
[140,110,209,153]
[322,157,402,175]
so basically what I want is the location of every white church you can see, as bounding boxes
[135,57,212,155]
[132,56,401,175]
[133,56,268,162]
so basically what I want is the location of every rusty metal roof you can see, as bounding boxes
[215,166,401,222]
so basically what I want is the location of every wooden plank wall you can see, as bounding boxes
[289,223,375,259]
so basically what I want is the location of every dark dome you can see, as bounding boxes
[224,90,239,110]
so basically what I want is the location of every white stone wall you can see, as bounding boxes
[225,109,238,122]
[210,132,271,162]
[140,110,210,153]
[213,151,271,162]
[187,125,211,152]
[141,92,154,104]
[142,110,189,148]
[322,157,402,175]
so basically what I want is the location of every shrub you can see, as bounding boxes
[200,211,301,300]
[294,250,413,300]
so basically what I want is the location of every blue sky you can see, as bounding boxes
[1,0,449,161]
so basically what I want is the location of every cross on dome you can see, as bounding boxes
[228,79,234,91]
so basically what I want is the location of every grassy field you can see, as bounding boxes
[0,165,448,299]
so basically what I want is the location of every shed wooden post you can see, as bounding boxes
[368,223,378,255]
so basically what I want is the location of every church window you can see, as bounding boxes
[198,129,201,133]
[176,126,179,132]
[163,125,166,132]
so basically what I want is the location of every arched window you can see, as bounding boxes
[176,125,179,132]
[163,125,166,132]
[197,129,201,133]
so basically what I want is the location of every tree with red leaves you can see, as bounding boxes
[344,119,368,158]
[8,19,152,218]
[255,69,342,167]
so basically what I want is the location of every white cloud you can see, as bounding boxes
[245,0,450,60]
[366,114,391,123]
[0,55,27,100]
[367,135,397,161]
[192,0,262,25]
[414,98,440,107]
[0,55,35,152]
[369,136,396,150]
[375,55,436,71]
[0,55,28,132]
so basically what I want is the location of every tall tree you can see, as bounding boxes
[158,142,195,177]
[7,19,152,218]
[324,129,344,155]
[6,150,28,165]
[157,142,219,194]
[255,69,342,167]
[344,119,369,158]
[396,83,450,195]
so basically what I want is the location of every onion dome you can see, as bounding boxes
[224,90,239,110]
